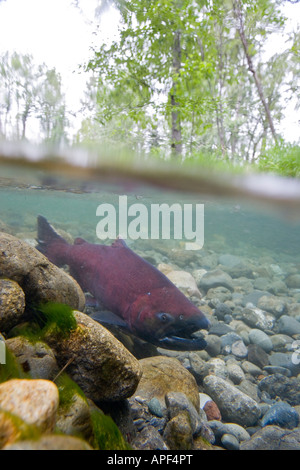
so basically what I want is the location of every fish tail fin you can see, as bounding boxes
[36,215,69,266]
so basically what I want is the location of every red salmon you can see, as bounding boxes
[37,216,209,350]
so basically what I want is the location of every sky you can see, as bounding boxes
[0,0,120,137]
[0,0,299,142]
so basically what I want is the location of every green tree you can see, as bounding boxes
[82,0,297,161]
[0,52,68,144]
[37,68,69,145]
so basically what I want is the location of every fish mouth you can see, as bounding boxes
[157,333,207,351]
[151,313,210,351]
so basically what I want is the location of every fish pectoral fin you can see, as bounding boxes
[85,294,101,308]
[90,310,129,329]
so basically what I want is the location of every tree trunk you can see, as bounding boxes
[170,30,182,157]
[233,0,277,143]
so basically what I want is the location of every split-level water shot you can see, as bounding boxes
[0,0,300,454]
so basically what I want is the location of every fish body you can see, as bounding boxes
[36,216,209,350]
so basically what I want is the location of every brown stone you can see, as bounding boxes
[133,356,200,412]
[203,400,222,421]
[0,379,59,432]
[45,311,142,402]
[0,232,85,310]
[0,279,26,331]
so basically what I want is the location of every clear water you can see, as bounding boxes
[1,150,300,327]
[1,170,299,261]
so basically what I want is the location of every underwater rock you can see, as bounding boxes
[231,339,248,359]
[209,322,234,337]
[45,311,142,402]
[253,277,271,291]
[0,409,35,449]
[6,336,58,380]
[258,374,300,406]
[247,343,269,369]
[168,248,199,268]
[3,434,93,450]
[131,425,169,451]
[270,334,293,352]
[242,290,270,307]
[221,433,240,450]
[0,232,85,311]
[186,352,210,382]
[205,334,222,357]
[56,392,93,441]
[261,401,300,429]
[218,254,242,268]
[199,269,234,293]
[164,270,201,298]
[133,356,200,413]
[220,332,245,356]
[206,286,232,303]
[241,306,275,330]
[165,391,201,435]
[214,302,232,321]
[241,360,263,377]
[147,397,164,418]
[225,263,254,279]
[163,411,193,450]
[238,379,260,403]
[208,420,250,447]
[222,423,251,443]
[263,365,291,377]
[207,357,228,380]
[240,425,300,450]
[269,352,300,376]
[0,279,26,332]
[285,274,300,289]
[268,280,288,295]
[226,359,245,385]
[0,379,59,433]
[248,328,273,353]
[203,400,222,421]
[277,315,300,336]
[203,375,261,427]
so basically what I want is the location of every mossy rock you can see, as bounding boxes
[90,409,131,450]
[0,409,41,449]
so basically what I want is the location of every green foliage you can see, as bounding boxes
[90,409,131,450]
[33,302,77,339]
[0,348,29,383]
[257,143,300,177]
[0,52,68,144]
[56,373,87,410]
[0,409,41,442]
[7,322,44,344]
[55,373,131,450]
[81,0,296,162]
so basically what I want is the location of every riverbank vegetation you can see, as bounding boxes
[0,0,299,177]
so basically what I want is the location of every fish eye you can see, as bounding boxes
[179,314,184,321]
[157,312,170,323]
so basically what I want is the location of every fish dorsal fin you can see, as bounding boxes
[74,237,87,245]
[37,215,66,245]
[112,237,127,248]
